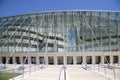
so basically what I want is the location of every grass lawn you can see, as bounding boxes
[0,72,21,80]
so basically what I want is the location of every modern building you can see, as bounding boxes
[0,10,120,65]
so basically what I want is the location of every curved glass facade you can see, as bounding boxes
[0,11,120,53]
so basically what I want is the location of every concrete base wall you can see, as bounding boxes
[0,52,120,65]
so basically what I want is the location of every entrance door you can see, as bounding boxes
[16,57,20,64]
[113,56,118,63]
[23,57,28,64]
[104,56,110,64]
[31,57,36,64]
[9,57,13,64]
[57,56,63,65]
[76,56,83,64]
[2,57,6,64]
[48,57,54,65]
[95,56,101,64]
[39,57,45,64]
[86,56,92,64]
[67,56,73,64]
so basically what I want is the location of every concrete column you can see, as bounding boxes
[73,55,76,65]
[119,54,120,64]
[110,55,113,64]
[12,56,15,64]
[92,55,95,64]
[101,55,104,64]
[64,55,67,65]
[54,56,57,65]
[36,56,39,64]
[20,56,23,64]
[28,56,31,64]
[45,56,48,65]
[6,57,8,64]
[83,55,86,64]
[0,56,1,63]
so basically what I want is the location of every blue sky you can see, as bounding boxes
[0,0,120,17]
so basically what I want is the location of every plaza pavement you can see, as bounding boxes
[8,65,120,80]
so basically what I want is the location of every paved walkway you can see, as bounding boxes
[11,65,113,80]
[24,66,61,80]
[67,66,109,80]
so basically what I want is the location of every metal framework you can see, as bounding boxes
[0,11,120,53]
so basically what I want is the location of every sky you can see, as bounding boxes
[0,0,120,17]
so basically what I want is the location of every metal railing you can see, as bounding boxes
[91,63,120,80]
[3,64,39,80]
[59,65,67,80]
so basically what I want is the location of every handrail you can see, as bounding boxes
[59,65,67,80]
[95,63,120,80]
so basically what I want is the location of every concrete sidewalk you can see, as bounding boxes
[11,65,113,80]
[67,65,110,80]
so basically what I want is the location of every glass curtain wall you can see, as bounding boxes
[0,11,120,53]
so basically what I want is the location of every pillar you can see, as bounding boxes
[92,55,95,64]
[73,55,76,65]
[0,56,1,63]
[83,55,86,64]
[28,56,31,64]
[54,56,57,65]
[20,56,23,64]
[101,55,104,64]
[6,57,8,64]
[45,56,48,65]
[119,54,120,64]
[110,55,113,64]
[13,56,15,64]
[64,55,67,65]
[36,56,39,64]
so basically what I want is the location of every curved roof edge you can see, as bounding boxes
[0,10,120,18]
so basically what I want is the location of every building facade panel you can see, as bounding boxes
[0,11,120,65]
